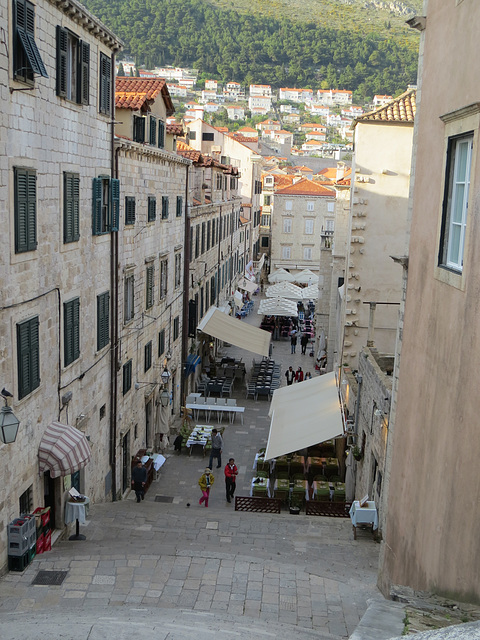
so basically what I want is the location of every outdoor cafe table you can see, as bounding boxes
[250,477,271,497]
[311,480,334,501]
[186,402,244,425]
[206,378,226,396]
[349,500,378,540]
[185,425,214,456]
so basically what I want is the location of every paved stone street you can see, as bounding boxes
[0,296,381,639]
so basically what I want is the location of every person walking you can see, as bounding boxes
[285,366,295,386]
[224,458,238,503]
[131,460,147,503]
[208,428,224,469]
[301,333,309,355]
[198,468,214,507]
[304,371,312,381]
[295,367,304,383]
[290,333,297,354]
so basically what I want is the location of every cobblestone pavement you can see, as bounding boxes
[0,295,381,639]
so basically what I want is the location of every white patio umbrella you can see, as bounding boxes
[266,281,304,300]
[258,297,298,317]
[268,268,295,284]
[301,284,318,300]
[294,269,319,285]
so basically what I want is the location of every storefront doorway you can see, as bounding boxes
[122,432,130,493]
[43,471,56,528]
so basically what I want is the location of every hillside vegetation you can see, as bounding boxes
[83,0,421,101]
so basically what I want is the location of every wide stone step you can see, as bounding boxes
[349,598,406,640]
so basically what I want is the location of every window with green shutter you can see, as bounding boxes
[146,265,154,309]
[149,116,157,145]
[92,177,119,235]
[64,172,80,243]
[123,360,132,395]
[148,196,156,222]
[158,120,165,148]
[56,26,89,104]
[97,291,110,351]
[161,196,169,220]
[17,316,40,400]
[133,115,146,143]
[158,329,165,357]
[99,52,111,115]
[64,298,80,366]
[14,168,37,253]
[144,341,152,372]
[176,195,183,217]
[125,196,135,225]
[173,316,179,341]
[13,0,48,83]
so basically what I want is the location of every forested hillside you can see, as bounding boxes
[82,0,420,100]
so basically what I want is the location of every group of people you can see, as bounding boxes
[290,332,311,355]
[285,366,312,385]
[198,428,238,507]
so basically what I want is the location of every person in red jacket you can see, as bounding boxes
[224,458,238,503]
[295,367,304,382]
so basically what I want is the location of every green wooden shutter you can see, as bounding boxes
[15,168,36,253]
[146,265,154,308]
[56,26,67,97]
[92,177,102,234]
[162,196,169,219]
[158,120,165,148]
[97,292,110,350]
[125,196,135,225]
[64,298,80,366]
[78,40,90,105]
[111,178,120,231]
[99,53,111,115]
[17,317,40,400]
[148,196,156,222]
[64,173,80,243]
[149,116,157,145]
[176,196,182,217]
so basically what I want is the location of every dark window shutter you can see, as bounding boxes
[188,299,197,337]
[97,292,110,350]
[123,360,132,394]
[78,40,90,105]
[176,195,182,217]
[162,195,169,219]
[148,196,156,222]
[15,168,36,253]
[64,298,80,366]
[111,178,120,231]
[92,177,102,235]
[158,120,165,148]
[144,342,152,372]
[56,26,67,97]
[64,173,80,243]
[125,196,135,225]
[149,116,157,145]
[146,265,154,308]
[99,53,111,115]
[133,115,145,143]
[17,316,40,400]
[158,329,165,357]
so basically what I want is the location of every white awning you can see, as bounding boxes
[268,268,295,283]
[265,372,343,460]
[197,307,271,357]
[266,281,303,300]
[258,297,298,317]
[237,277,257,293]
[234,290,243,308]
[38,422,92,478]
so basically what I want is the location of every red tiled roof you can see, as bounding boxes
[358,89,416,124]
[115,77,174,115]
[167,123,183,136]
[275,177,335,196]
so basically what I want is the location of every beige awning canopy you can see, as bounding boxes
[265,372,343,460]
[197,307,271,357]
[237,277,258,294]
[38,422,92,478]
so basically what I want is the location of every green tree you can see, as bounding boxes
[117,62,125,76]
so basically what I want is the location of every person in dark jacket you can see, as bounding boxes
[285,366,295,385]
[224,458,238,503]
[131,461,147,502]
[301,333,309,355]
[295,367,304,383]
[290,333,297,354]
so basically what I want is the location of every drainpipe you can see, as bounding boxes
[354,373,363,437]
[109,51,118,502]
[180,163,190,407]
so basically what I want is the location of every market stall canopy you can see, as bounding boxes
[268,268,295,284]
[266,281,304,300]
[301,284,319,300]
[197,307,270,357]
[258,297,298,317]
[265,372,343,460]
[237,277,257,294]
[38,422,92,478]
[294,269,319,285]
[234,290,243,308]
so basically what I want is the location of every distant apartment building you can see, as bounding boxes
[204,102,221,113]
[279,87,313,103]
[223,82,245,101]
[306,103,330,118]
[373,94,393,107]
[256,119,281,133]
[249,84,272,97]
[155,66,199,82]
[205,79,218,91]
[167,84,188,98]
[201,89,218,103]
[317,89,353,106]
[226,105,245,121]
[300,123,326,134]
[248,95,272,112]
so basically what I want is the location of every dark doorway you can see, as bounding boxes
[43,471,56,527]
[122,432,130,493]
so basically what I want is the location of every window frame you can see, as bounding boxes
[160,259,168,299]
[14,167,37,253]
[281,245,291,260]
[99,52,111,115]
[148,196,156,222]
[125,196,136,225]
[283,217,292,234]
[303,246,313,261]
[97,291,110,351]
[161,195,169,220]
[145,264,155,309]
[13,0,48,84]
[175,252,182,289]
[158,329,165,357]
[144,341,152,372]
[176,195,183,218]
[56,26,89,104]
[122,360,132,395]
[17,316,40,400]
[304,218,314,235]
[63,172,80,243]
[173,316,180,341]
[64,297,80,367]
[124,274,134,323]
[92,176,119,235]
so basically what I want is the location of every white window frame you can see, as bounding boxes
[305,219,314,235]
[281,245,291,259]
[303,246,313,260]
[306,201,314,212]
[325,218,335,232]
[283,218,292,234]
[124,275,134,323]
[285,200,292,211]
[327,202,335,213]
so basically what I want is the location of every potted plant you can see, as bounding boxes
[352,445,363,461]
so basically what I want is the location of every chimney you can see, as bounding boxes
[336,162,345,182]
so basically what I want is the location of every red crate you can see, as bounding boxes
[43,530,51,552]
[33,507,50,529]
[36,533,44,555]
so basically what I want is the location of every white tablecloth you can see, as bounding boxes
[349,501,378,530]
[65,497,90,524]
[250,477,270,497]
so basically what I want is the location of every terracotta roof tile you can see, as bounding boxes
[275,177,335,196]
[358,89,416,124]
[167,123,184,136]
[115,77,174,115]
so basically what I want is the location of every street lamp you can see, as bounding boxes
[159,389,170,408]
[160,367,171,386]
[0,392,20,444]
[159,367,171,408]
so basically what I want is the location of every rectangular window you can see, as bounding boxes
[202,132,214,141]
[200,287,204,318]
[281,245,291,259]
[176,195,183,217]
[146,265,154,309]
[64,297,80,366]
[125,196,136,225]
[14,168,37,253]
[13,0,48,83]
[439,133,473,272]
[56,26,89,104]
[189,226,193,262]
[158,329,165,357]
[160,259,168,299]
[161,195,169,219]
[188,130,196,141]
[264,195,271,206]
[211,219,216,247]
[283,218,292,233]
[303,246,313,260]
[205,285,209,310]
[216,173,222,190]
[63,172,80,243]
[306,201,314,212]
[195,226,200,258]
[133,115,146,143]
[92,176,119,235]
[261,214,270,227]
[207,220,211,250]
[210,276,216,302]
[261,236,269,248]
[175,253,182,288]
[144,341,152,372]
[99,52,111,115]
[158,120,165,148]
[149,116,157,145]
[305,219,314,235]
[327,202,335,213]
[148,196,156,222]
[285,200,293,211]
[201,222,206,254]
[17,316,40,400]
[325,218,335,232]
[122,360,132,395]
[19,486,33,515]
[173,316,180,341]
[124,275,134,323]
[97,291,110,350]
